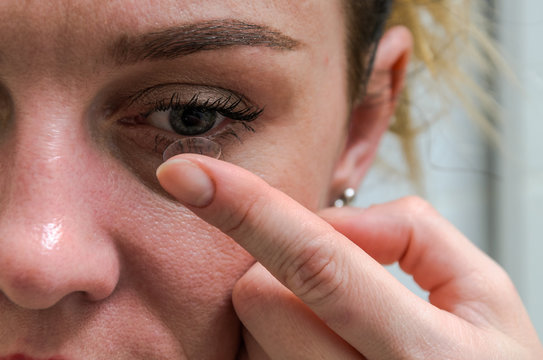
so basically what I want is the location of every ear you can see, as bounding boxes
[329,26,413,203]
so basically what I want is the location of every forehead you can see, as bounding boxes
[0,0,328,30]
[0,0,344,73]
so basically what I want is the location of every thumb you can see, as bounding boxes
[239,326,271,360]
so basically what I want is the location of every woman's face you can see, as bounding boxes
[0,0,353,358]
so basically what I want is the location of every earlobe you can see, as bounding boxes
[329,26,413,204]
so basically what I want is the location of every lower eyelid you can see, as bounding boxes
[117,123,179,156]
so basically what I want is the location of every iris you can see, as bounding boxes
[169,107,217,135]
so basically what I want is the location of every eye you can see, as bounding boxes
[114,86,265,158]
[146,106,226,136]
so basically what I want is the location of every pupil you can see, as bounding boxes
[169,107,217,136]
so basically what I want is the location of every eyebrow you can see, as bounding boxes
[110,19,302,65]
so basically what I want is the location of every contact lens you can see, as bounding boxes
[162,137,222,161]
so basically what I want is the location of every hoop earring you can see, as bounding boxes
[333,188,356,208]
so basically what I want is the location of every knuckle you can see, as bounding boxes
[477,264,517,300]
[397,196,437,218]
[394,196,443,233]
[281,235,344,306]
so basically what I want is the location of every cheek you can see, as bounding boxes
[81,154,253,356]
[98,73,347,335]
[97,95,347,346]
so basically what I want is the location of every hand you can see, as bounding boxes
[157,155,543,359]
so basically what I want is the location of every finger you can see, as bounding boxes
[240,327,271,360]
[156,155,460,358]
[233,263,363,360]
[318,198,531,330]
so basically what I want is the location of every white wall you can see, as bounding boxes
[354,0,543,338]
[495,0,543,339]
[355,97,491,301]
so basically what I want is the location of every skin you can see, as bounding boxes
[0,0,365,358]
[1,1,542,359]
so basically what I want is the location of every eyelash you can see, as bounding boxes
[146,92,264,125]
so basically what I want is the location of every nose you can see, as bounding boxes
[0,111,120,310]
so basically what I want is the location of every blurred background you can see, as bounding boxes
[355,0,543,339]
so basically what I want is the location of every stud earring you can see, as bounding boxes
[333,188,356,208]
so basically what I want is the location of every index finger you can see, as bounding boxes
[156,154,470,358]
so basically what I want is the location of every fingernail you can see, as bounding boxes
[157,158,215,207]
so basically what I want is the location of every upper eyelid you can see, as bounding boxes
[127,83,253,108]
[152,92,244,112]
[146,92,264,123]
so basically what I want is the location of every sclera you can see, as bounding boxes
[162,137,222,161]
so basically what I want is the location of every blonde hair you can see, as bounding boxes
[384,0,504,184]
